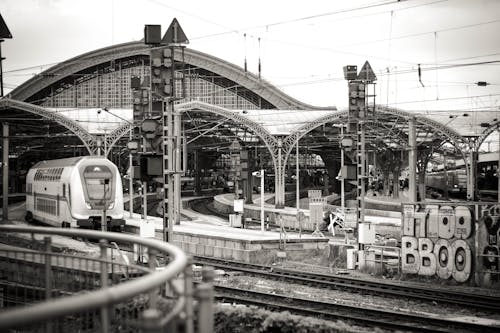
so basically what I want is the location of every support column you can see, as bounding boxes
[496,129,500,203]
[129,129,134,218]
[408,118,417,202]
[467,150,477,201]
[443,150,449,200]
[2,123,8,221]
[296,141,300,212]
[275,140,285,208]
[174,111,181,225]
[194,150,201,195]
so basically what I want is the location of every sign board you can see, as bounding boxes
[309,202,323,226]
[234,199,244,212]
[162,18,189,45]
[229,214,242,227]
[357,61,377,82]
[344,208,357,229]
[0,14,12,39]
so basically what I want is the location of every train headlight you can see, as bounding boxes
[108,202,115,210]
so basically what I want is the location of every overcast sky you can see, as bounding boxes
[2,0,500,119]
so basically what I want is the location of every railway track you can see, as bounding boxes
[215,285,497,333]
[193,255,500,313]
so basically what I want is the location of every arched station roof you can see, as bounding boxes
[3,40,498,162]
[9,41,333,111]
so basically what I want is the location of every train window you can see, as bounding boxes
[62,183,66,197]
[83,165,113,207]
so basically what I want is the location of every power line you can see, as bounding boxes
[191,0,446,41]
[334,18,500,49]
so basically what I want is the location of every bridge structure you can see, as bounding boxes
[1,40,499,207]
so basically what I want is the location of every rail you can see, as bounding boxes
[0,225,214,333]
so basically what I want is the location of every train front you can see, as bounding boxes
[77,158,125,231]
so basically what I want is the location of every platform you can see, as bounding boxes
[213,193,402,238]
[125,213,329,264]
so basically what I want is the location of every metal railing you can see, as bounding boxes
[361,244,401,275]
[0,225,214,333]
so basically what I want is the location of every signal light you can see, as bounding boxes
[127,140,140,153]
[343,65,358,80]
[348,81,365,117]
[141,119,160,139]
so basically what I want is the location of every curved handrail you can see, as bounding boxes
[0,225,188,329]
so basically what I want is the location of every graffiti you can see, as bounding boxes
[401,204,473,282]
[477,205,500,285]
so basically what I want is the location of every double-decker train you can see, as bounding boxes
[426,152,498,199]
[25,156,125,230]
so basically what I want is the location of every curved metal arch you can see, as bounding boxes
[376,105,468,148]
[176,101,280,156]
[282,110,347,157]
[104,122,134,157]
[0,98,98,154]
[477,122,500,151]
[105,100,280,161]
[10,42,333,111]
[280,105,472,171]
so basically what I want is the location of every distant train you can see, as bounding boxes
[426,152,498,199]
[25,156,125,230]
[426,168,467,197]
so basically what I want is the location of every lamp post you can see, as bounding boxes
[333,124,346,214]
[99,108,135,218]
[252,170,265,231]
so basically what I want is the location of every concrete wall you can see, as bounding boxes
[172,231,328,264]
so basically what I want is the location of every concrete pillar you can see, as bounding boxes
[408,118,417,202]
[2,123,8,221]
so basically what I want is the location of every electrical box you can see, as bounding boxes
[343,65,358,80]
[130,76,141,89]
[358,223,375,244]
[144,25,161,44]
[341,164,357,180]
[139,156,162,181]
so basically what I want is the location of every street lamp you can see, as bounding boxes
[333,124,346,214]
[252,169,265,232]
[99,107,135,219]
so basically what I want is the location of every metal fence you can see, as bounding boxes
[0,225,214,333]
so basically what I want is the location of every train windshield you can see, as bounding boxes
[82,165,113,206]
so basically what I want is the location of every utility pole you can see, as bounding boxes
[157,19,189,242]
[343,62,377,250]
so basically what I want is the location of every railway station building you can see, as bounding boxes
[1,40,499,205]
[1,29,500,287]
